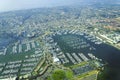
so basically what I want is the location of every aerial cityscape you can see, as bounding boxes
[0,0,120,80]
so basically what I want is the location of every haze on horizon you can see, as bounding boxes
[0,0,84,12]
[0,0,119,12]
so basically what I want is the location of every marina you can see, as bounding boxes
[48,30,120,80]
[0,40,44,79]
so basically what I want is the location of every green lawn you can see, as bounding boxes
[47,69,73,80]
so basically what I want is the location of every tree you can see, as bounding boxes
[52,69,66,80]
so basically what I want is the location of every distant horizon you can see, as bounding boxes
[0,5,66,13]
[0,0,83,12]
[0,0,119,12]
